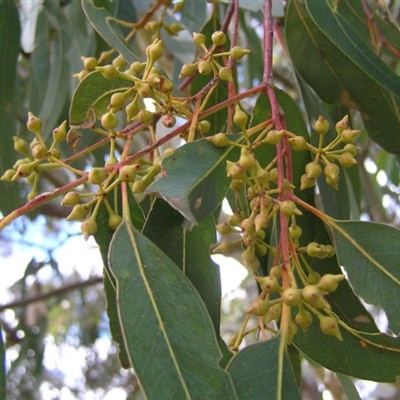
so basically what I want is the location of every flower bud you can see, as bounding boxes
[339,152,357,168]
[280,200,302,217]
[147,39,164,62]
[126,99,140,121]
[313,296,332,310]
[294,309,312,332]
[340,129,360,144]
[211,31,226,46]
[219,66,233,82]
[162,114,176,128]
[238,148,255,171]
[324,163,339,180]
[31,144,47,160]
[51,148,61,159]
[27,112,42,135]
[66,204,90,221]
[53,121,67,143]
[198,120,211,134]
[305,162,322,179]
[317,274,345,293]
[101,112,119,130]
[159,76,174,93]
[206,133,229,147]
[255,275,281,293]
[198,59,212,75]
[289,136,307,151]
[300,174,315,191]
[96,65,119,79]
[179,62,197,78]
[240,217,255,236]
[230,46,250,60]
[270,265,282,279]
[81,56,98,71]
[281,287,301,307]
[289,224,302,240]
[81,217,98,240]
[88,167,108,185]
[130,61,146,75]
[109,92,126,112]
[193,32,206,47]
[13,163,34,179]
[288,320,299,344]
[301,285,322,305]
[343,143,358,156]
[13,136,30,155]
[119,165,138,182]
[306,242,321,257]
[61,191,81,207]
[226,161,246,180]
[1,169,16,182]
[255,243,268,256]
[318,315,343,341]
[265,130,284,145]
[335,115,349,134]
[216,222,233,235]
[307,271,321,285]
[233,105,248,130]
[264,302,282,324]
[254,213,269,232]
[314,115,330,135]
[112,55,127,70]
[108,213,122,230]
[241,248,259,273]
[245,298,271,316]
[269,168,278,183]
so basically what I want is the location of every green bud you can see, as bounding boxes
[305,162,322,179]
[245,298,271,316]
[66,204,90,221]
[179,62,197,78]
[27,112,42,135]
[108,213,122,230]
[288,320,299,344]
[53,121,67,143]
[306,242,322,257]
[324,163,339,180]
[264,302,282,324]
[280,200,302,217]
[81,217,98,241]
[109,92,126,112]
[318,315,343,341]
[147,39,164,63]
[307,271,321,285]
[206,133,230,147]
[314,115,330,135]
[326,175,339,190]
[340,129,360,144]
[226,161,246,180]
[31,144,47,160]
[112,55,127,70]
[134,110,154,124]
[13,136,30,155]
[199,120,211,134]
[289,136,307,151]
[88,167,108,185]
[130,61,146,75]
[61,191,81,207]
[159,76,174,93]
[281,287,301,307]
[301,285,322,305]
[211,240,233,254]
[13,163,34,179]
[216,222,233,235]
[1,169,16,181]
[50,148,61,159]
[198,59,212,75]
[81,57,98,71]
[294,309,313,332]
[270,265,282,279]
[335,115,349,134]
[96,65,119,80]
[289,224,302,239]
[233,105,248,130]
[254,213,269,232]
[119,165,138,182]
[300,174,315,191]
[255,275,281,293]
[343,143,358,156]
[193,32,206,47]
[238,148,255,171]
[219,66,233,82]
[230,46,250,60]
[211,31,226,46]
[101,112,119,130]
[137,82,155,98]
[317,274,345,293]
[339,152,357,168]
[265,130,283,145]
[126,99,140,121]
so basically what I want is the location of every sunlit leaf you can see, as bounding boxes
[109,218,238,399]
[69,71,132,127]
[226,337,301,400]
[330,220,400,334]
[147,138,240,228]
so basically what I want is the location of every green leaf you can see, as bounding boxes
[94,187,145,369]
[226,337,301,400]
[287,0,400,154]
[108,219,238,399]
[0,0,21,215]
[329,220,400,334]
[82,0,138,63]
[142,198,221,336]
[294,317,400,382]
[32,1,72,139]
[337,373,362,400]
[147,138,240,227]
[0,323,5,400]
[69,71,132,127]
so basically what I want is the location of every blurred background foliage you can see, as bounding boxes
[1,0,400,399]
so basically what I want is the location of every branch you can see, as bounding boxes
[0,276,103,312]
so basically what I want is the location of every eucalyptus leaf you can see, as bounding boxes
[330,219,400,334]
[226,337,301,400]
[147,138,240,228]
[69,71,132,127]
[108,218,237,399]
[0,0,21,215]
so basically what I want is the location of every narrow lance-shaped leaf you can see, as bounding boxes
[142,198,222,337]
[82,0,138,64]
[226,337,301,400]
[146,137,240,228]
[108,218,238,399]
[329,220,400,334]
